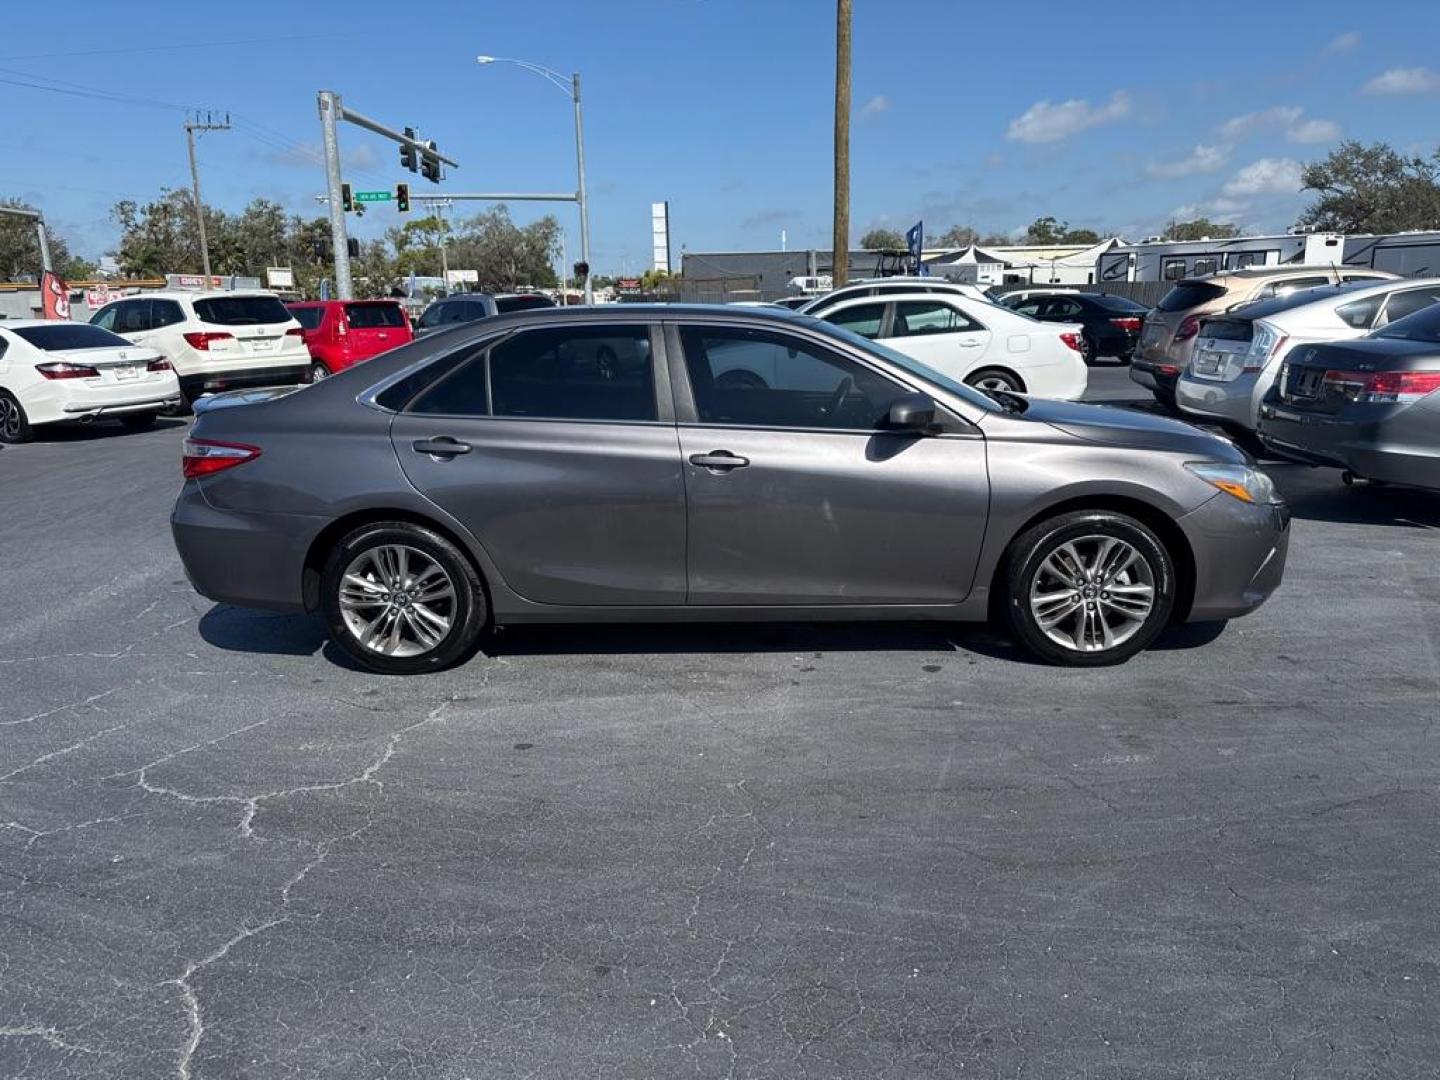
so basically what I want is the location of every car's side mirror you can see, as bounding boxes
[886,393,938,433]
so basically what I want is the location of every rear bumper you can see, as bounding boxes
[1175,369,1277,431]
[25,374,182,425]
[1258,399,1440,488]
[179,364,312,398]
[171,484,321,612]
[1129,360,1178,402]
[1178,492,1291,622]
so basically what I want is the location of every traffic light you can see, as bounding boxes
[400,127,418,173]
[346,238,360,258]
[341,183,353,212]
[420,141,441,183]
[395,183,410,213]
[573,260,590,280]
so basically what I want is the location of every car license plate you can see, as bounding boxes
[113,365,138,381]
[249,338,277,352]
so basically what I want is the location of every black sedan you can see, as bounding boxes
[1001,291,1150,364]
[1259,303,1440,490]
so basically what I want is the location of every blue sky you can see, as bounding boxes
[4,0,1440,273]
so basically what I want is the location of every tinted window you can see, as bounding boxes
[1376,302,1440,343]
[892,300,982,336]
[1156,282,1225,312]
[680,325,904,431]
[115,300,152,334]
[289,306,325,330]
[345,303,406,328]
[1090,293,1149,313]
[1380,287,1440,325]
[416,304,446,329]
[373,343,480,411]
[1009,298,1044,317]
[12,324,132,350]
[152,299,185,328]
[413,326,655,422]
[826,302,885,339]
[1042,298,1084,319]
[194,295,291,326]
[494,294,555,314]
[1336,295,1383,329]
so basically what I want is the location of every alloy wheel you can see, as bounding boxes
[0,396,21,441]
[311,363,329,382]
[1027,534,1156,652]
[973,373,1019,392]
[338,544,457,658]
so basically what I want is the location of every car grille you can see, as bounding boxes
[1283,365,1326,402]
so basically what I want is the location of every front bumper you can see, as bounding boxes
[180,364,311,399]
[171,483,323,612]
[1258,398,1440,489]
[1178,492,1291,622]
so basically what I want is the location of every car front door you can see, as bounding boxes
[389,323,687,606]
[672,321,989,606]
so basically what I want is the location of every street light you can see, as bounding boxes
[476,54,593,304]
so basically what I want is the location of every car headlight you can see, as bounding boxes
[1184,462,1280,505]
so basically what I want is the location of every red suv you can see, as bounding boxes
[286,300,413,379]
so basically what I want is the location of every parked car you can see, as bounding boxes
[1001,291,1150,363]
[1131,266,1398,406]
[90,290,311,405]
[171,305,1287,674]
[769,296,812,310]
[1259,301,1440,491]
[286,300,413,381]
[413,292,556,338]
[1176,279,1440,432]
[997,287,1081,308]
[0,320,181,443]
[817,291,1088,399]
[799,277,996,315]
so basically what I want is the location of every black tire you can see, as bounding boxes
[1003,510,1176,667]
[119,411,157,431]
[320,521,488,675]
[1078,334,1095,365]
[0,390,33,444]
[966,367,1025,393]
[310,362,330,382]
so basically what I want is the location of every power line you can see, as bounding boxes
[0,30,366,63]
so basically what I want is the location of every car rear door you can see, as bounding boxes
[671,320,989,606]
[389,322,687,606]
[343,302,408,359]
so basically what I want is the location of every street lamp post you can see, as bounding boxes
[476,55,593,304]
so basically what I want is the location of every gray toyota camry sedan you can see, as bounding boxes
[171,306,1289,673]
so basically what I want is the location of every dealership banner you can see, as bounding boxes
[41,270,69,320]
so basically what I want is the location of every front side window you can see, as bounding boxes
[892,300,982,336]
[152,299,185,328]
[680,325,905,431]
[411,325,656,422]
[115,300,153,334]
[345,303,406,328]
[90,303,119,330]
[826,302,885,339]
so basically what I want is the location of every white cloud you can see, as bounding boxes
[1005,90,1132,143]
[1287,118,1340,143]
[1145,144,1229,179]
[1322,31,1360,56]
[1362,67,1440,95]
[859,95,890,118]
[1222,158,1304,197]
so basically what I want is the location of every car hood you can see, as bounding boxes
[1000,396,1246,460]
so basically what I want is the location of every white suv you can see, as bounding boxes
[90,290,311,404]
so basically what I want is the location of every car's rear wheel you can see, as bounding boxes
[1004,511,1175,666]
[0,390,33,444]
[310,362,330,382]
[119,411,157,431]
[320,521,487,674]
[967,368,1024,393]
[1078,334,1095,365]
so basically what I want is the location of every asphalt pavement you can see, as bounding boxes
[2,365,1438,1079]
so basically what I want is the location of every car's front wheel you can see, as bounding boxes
[320,521,487,674]
[1004,511,1175,666]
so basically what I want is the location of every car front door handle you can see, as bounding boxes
[412,436,472,458]
[689,450,750,472]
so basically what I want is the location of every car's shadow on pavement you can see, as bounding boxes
[30,417,189,442]
[198,604,1228,670]
[1266,462,1440,528]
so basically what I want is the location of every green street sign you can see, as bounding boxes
[353,190,393,203]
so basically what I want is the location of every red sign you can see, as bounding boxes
[617,278,642,290]
[41,271,70,320]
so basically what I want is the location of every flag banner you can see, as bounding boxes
[41,271,70,320]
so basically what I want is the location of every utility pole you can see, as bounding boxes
[832,0,852,287]
[184,112,230,284]
[317,91,353,300]
[572,72,593,305]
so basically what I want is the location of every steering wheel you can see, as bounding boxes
[825,375,854,420]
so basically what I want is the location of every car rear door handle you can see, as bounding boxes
[412,436,472,458]
[689,450,750,472]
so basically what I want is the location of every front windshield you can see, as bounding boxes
[806,317,999,411]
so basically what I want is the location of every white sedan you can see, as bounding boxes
[817,291,1089,399]
[0,320,181,443]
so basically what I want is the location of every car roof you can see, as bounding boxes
[287,298,400,306]
[0,319,60,330]
[133,289,282,301]
[1228,276,1440,319]
[1183,265,1395,286]
[422,303,818,329]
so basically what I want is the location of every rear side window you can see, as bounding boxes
[826,302,885,339]
[115,300,153,334]
[11,324,131,350]
[345,303,406,328]
[494,294,555,314]
[1041,298,1084,319]
[1156,282,1225,312]
[194,295,292,326]
[152,299,185,328]
[289,306,325,330]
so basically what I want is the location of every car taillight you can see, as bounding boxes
[183,331,234,351]
[36,361,99,380]
[1058,332,1082,352]
[1321,369,1440,404]
[286,327,305,338]
[1109,317,1143,332]
[146,357,172,372]
[182,438,261,479]
[1157,364,1180,376]
[1175,315,1201,342]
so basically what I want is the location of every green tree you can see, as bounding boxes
[0,198,94,281]
[1296,140,1440,232]
[112,189,209,277]
[445,206,561,290]
[1163,218,1241,242]
[1023,217,1101,245]
[1060,227,1100,244]
[936,224,978,248]
[859,227,905,250]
